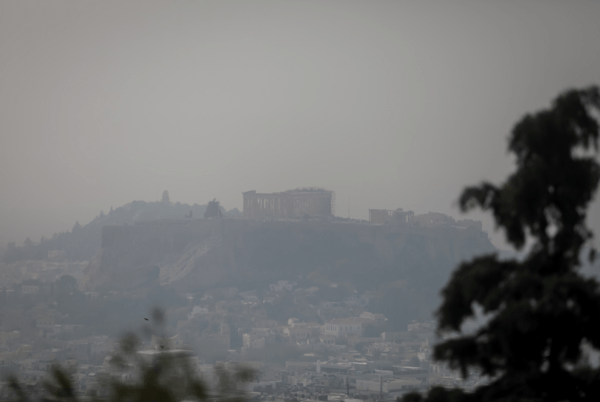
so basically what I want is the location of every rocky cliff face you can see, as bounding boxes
[159,234,239,292]
[81,218,495,293]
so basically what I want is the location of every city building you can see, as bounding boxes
[323,318,362,337]
[369,208,414,225]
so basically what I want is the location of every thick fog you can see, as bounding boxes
[2,1,600,250]
[1,1,600,400]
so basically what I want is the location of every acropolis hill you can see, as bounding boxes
[81,189,494,294]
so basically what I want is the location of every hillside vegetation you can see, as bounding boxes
[2,197,240,263]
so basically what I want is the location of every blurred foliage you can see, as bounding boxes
[4,307,255,402]
[402,86,600,401]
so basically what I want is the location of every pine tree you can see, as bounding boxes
[204,199,223,218]
[403,86,600,401]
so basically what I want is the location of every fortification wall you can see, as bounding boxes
[82,218,495,292]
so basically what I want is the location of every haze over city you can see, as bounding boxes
[3,2,600,401]
[2,0,600,251]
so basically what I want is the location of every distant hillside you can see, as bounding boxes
[83,218,496,292]
[80,218,496,329]
[2,198,241,263]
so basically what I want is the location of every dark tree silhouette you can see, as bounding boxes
[204,199,223,218]
[402,86,600,402]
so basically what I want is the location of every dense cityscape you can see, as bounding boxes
[0,190,493,401]
[2,1,600,401]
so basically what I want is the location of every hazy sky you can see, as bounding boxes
[2,0,600,251]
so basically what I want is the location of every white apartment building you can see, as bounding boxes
[323,318,362,337]
[269,280,297,292]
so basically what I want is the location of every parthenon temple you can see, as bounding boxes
[243,188,334,219]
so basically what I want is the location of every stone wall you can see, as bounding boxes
[82,218,495,293]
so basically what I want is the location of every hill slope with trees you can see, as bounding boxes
[2,192,240,263]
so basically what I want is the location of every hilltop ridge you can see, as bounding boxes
[2,197,241,263]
